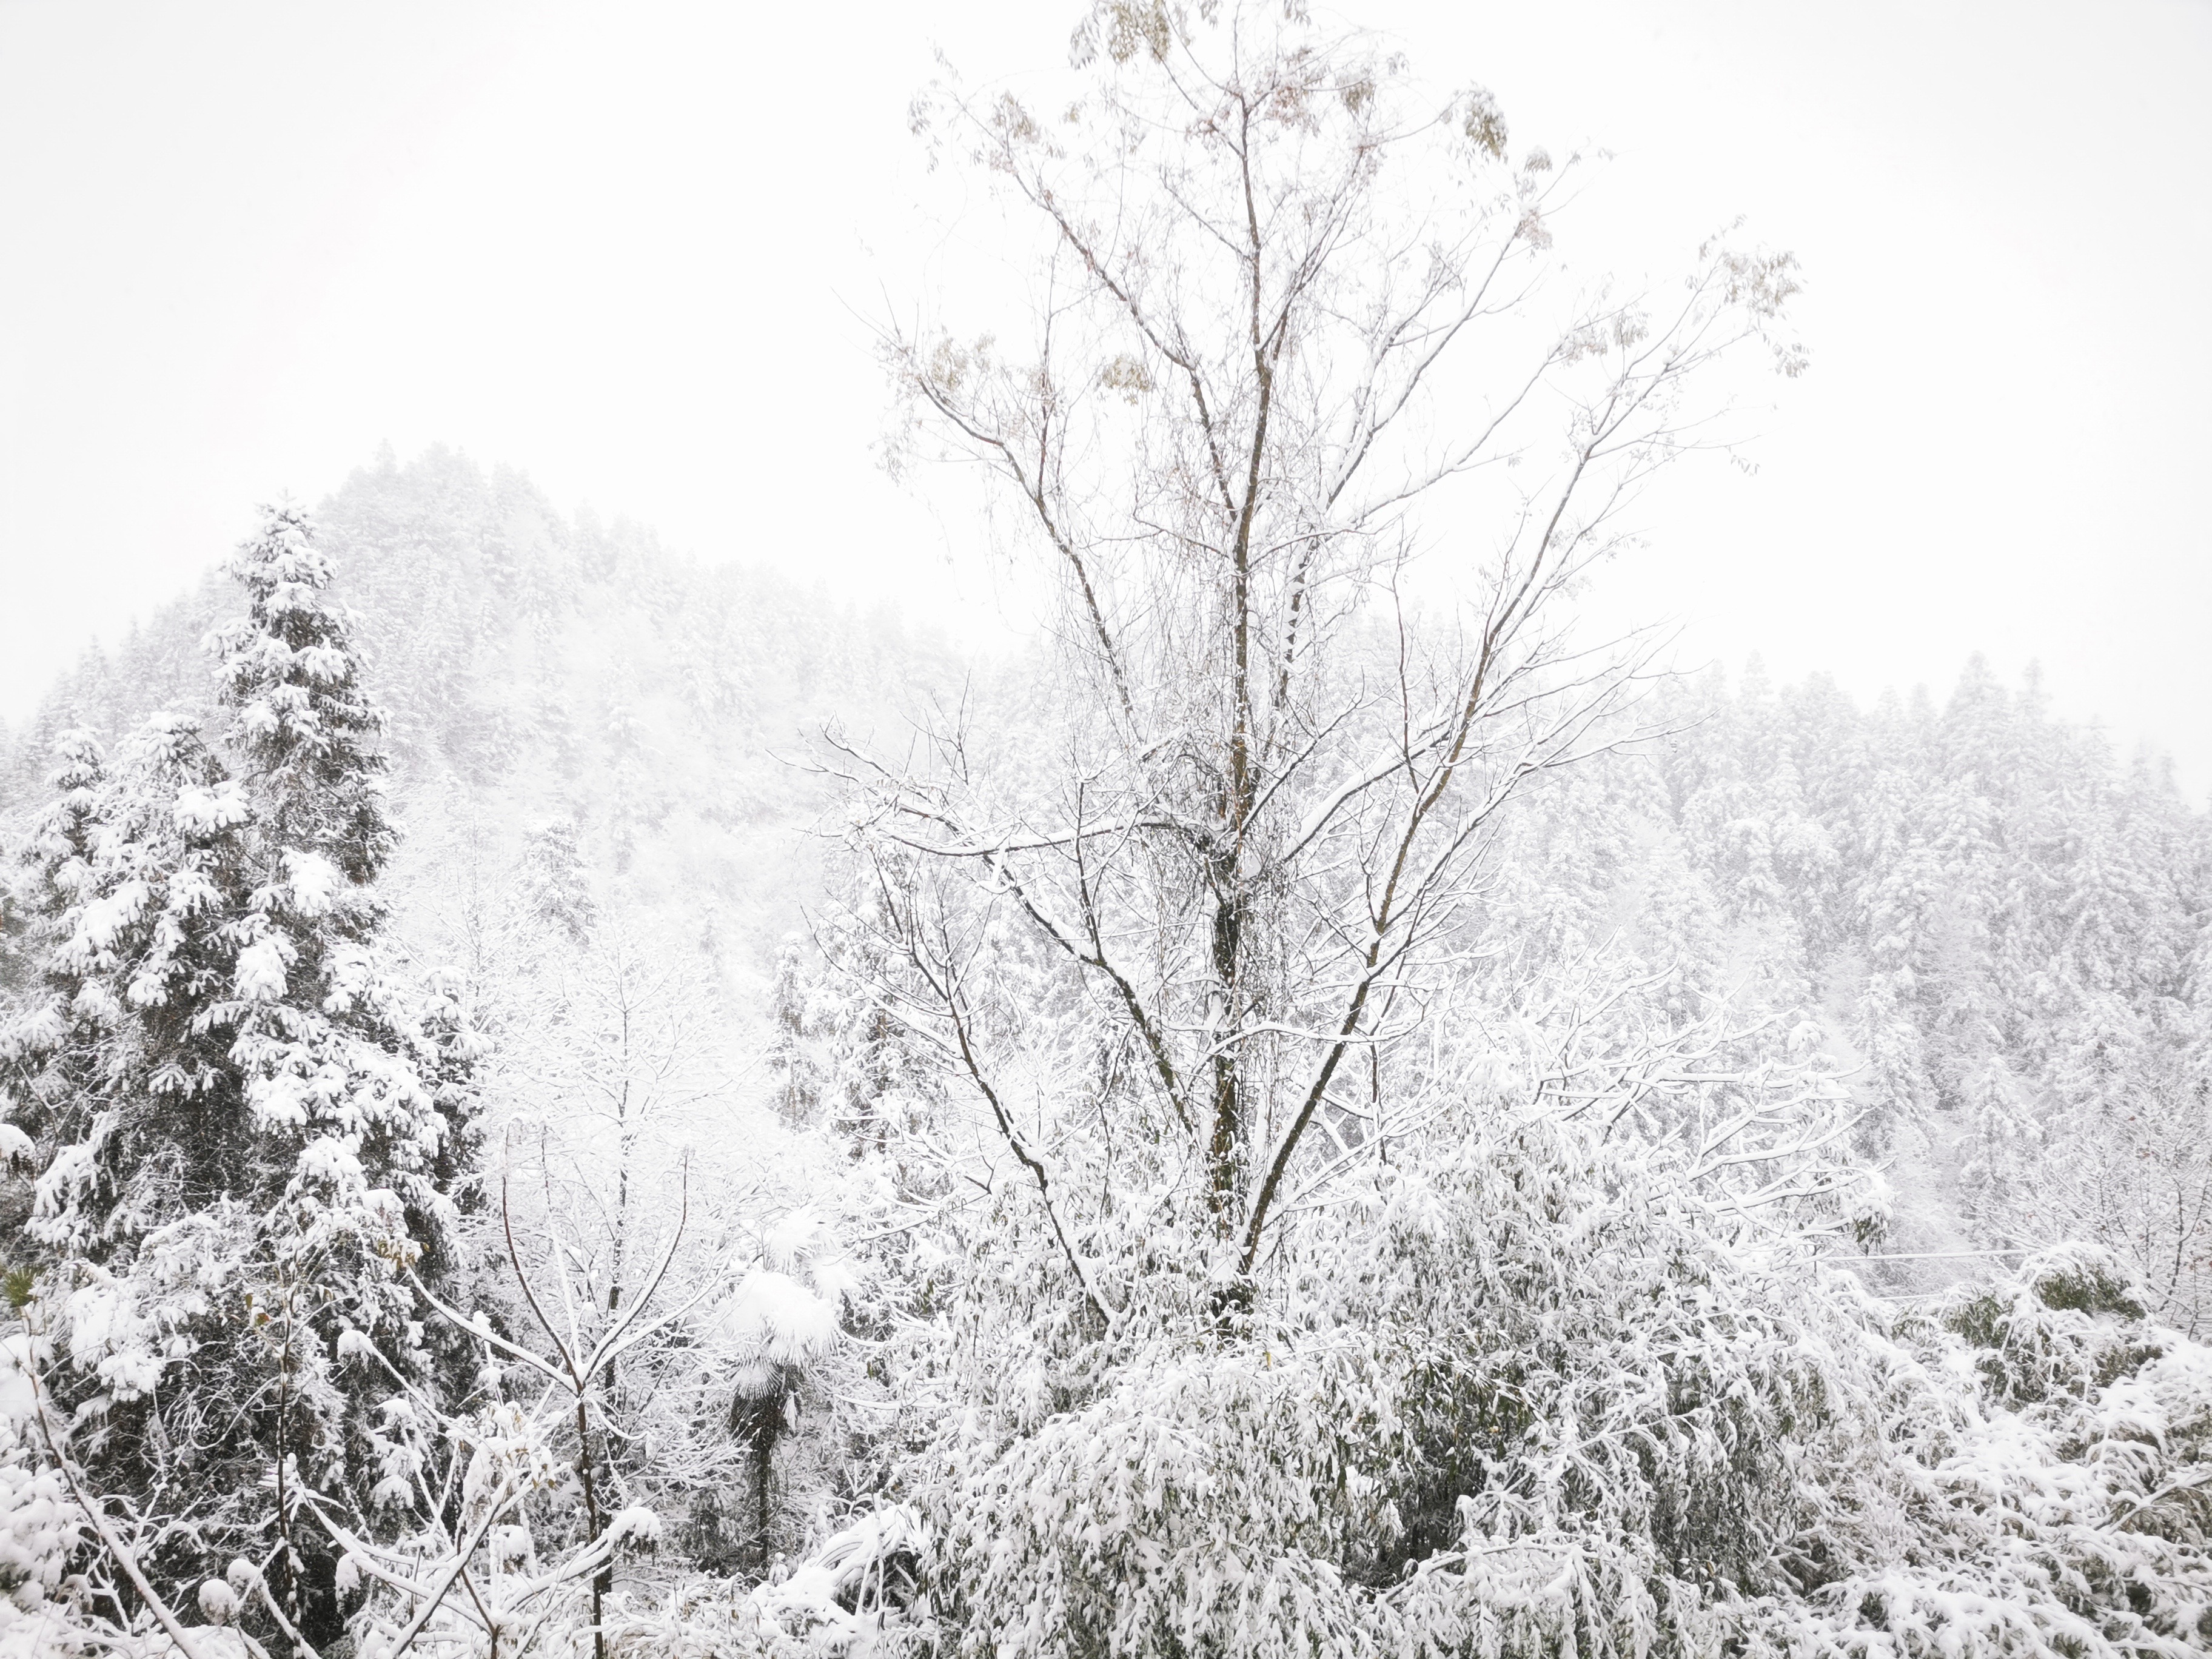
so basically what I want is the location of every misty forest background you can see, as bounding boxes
[1,8,2209,1659]
[9,445,2205,1315]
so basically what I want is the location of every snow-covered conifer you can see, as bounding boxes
[0,503,480,1643]
[521,816,596,945]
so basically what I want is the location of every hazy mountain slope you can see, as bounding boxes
[2,444,965,1009]
[1640,660,2212,1313]
[7,454,2206,1321]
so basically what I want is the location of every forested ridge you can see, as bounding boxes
[1,7,2208,1657]
[3,444,962,1005]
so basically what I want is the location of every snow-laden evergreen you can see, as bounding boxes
[0,505,480,1646]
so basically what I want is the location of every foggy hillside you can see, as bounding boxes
[2,444,965,1010]
[19,441,2201,1315]
[4,10,2210,1657]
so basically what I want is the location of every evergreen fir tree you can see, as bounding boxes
[521,816,597,945]
[0,504,480,1640]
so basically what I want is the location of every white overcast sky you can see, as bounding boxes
[2,0,2207,791]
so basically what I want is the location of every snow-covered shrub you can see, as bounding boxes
[1825,1243,2212,1656]
[811,1121,2210,1659]
[0,1339,80,1629]
[877,1118,1890,1657]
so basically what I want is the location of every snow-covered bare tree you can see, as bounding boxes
[858,0,1805,1312]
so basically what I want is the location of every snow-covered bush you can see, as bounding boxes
[0,1338,81,1636]
[870,1118,1852,1655]
[791,1129,2205,1659]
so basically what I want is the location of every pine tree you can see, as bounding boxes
[0,503,480,1640]
[521,816,597,945]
